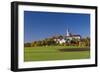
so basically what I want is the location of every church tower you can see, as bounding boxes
[66,29,70,36]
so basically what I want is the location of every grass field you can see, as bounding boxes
[24,46,90,62]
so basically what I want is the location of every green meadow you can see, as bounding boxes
[24,46,90,62]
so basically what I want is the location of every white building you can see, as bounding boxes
[58,39,66,44]
[66,29,81,40]
[54,28,81,44]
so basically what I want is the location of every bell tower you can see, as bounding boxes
[66,29,70,36]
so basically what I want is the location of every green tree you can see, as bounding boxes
[31,41,37,47]
[24,43,31,47]
[80,37,90,47]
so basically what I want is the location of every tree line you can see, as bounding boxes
[24,38,57,47]
[24,36,90,47]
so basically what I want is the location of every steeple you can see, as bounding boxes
[66,29,70,36]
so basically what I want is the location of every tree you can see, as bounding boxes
[24,43,31,47]
[58,35,63,40]
[31,41,37,47]
[85,37,90,47]
[36,41,42,46]
[69,38,79,46]
[80,37,90,47]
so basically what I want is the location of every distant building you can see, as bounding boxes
[54,28,81,44]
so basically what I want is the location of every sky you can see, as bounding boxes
[24,11,90,43]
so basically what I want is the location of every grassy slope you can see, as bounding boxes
[24,46,90,61]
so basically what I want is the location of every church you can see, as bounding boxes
[54,29,81,44]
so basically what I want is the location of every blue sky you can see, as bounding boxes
[24,11,90,43]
